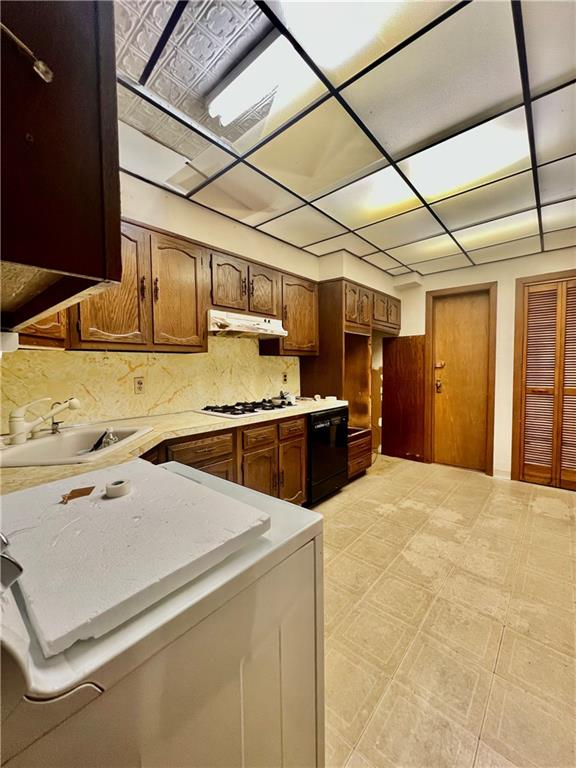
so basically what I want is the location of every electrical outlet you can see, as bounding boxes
[134,376,145,394]
[282,373,288,384]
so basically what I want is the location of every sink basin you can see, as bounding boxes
[0,426,153,467]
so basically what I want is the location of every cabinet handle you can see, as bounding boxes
[140,276,146,301]
[241,277,247,296]
[1,22,54,83]
[280,469,285,488]
[250,279,254,298]
[153,277,159,303]
[283,305,288,321]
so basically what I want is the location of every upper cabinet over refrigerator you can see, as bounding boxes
[1,1,121,331]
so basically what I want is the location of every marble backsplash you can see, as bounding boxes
[0,337,299,432]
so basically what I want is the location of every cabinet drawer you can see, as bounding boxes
[242,424,278,450]
[349,435,372,459]
[198,458,237,483]
[279,417,306,441]
[166,432,234,465]
[348,452,371,477]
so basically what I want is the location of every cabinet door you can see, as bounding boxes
[372,293,389,327]
[151,234,208,348]
[242,446,278,496]
[211,253,248,310]
[282,276,319,354]
[21,311,67,340]
[344,283,359,324]
[279,438,306,505]
[77,223,152,344]
[249,264,279,317]
[387,296,401,328]
[358,288,372,327]
[199,458,237,483]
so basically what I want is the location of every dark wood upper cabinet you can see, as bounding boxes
[151,234,208,349]
[249,264,280,317]
[73,223,152,347]
[211,253,248,311]
[279,438,307,505]
[281,276,319,355]
[345,282,372,332]
[1,1,121,330]
[372,292,401,334]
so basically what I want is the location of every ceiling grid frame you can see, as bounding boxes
[116,0,576,277]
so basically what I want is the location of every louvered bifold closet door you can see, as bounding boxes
[520,283,561,485]
[560,280,576,490]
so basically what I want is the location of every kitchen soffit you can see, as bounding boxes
[115,0,576,277]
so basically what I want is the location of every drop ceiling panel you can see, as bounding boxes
[190,164,302,225]
[314,166,420,229]
[416,254,470,274]
[276,0,457,87]
[470,236,541,264]
[539,156,576,205]
[305,233,377,257]
[532,84,576,166]
[358,207,444,250]
[247,99,387,200]
[145,3,327,153]
[522,0,576,96]
[342,1,522,159]
[432,172,536,231]
[454,210,539,250]
[387,265,412,276]
[387,234,462,265]
[256,206,346,246]
[117,84,234,189]
[541,200,576,233]
[364,252,402,271]
[398,109,531,203]
[544,227,576,251]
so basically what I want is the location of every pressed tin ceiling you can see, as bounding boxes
[115,0,576,277]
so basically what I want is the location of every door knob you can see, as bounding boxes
[435,379,443,393]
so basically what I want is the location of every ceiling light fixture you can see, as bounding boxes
[404,119,531,200]
[279,0,405,71]
[207,30,318,127]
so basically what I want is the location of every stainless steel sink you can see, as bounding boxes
[0,426,153,467]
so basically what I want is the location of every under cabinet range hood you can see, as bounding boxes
[208,309,287,338]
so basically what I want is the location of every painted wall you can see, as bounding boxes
[0,337,299,432]
[396,247,576,478]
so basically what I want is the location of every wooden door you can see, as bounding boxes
[242,446,278,496]
[282,276,318,354]
[211,253,248,311]
[381,336,426,462]
[77,223,152,345]
[514,274,576,490]
[151,234,208,348]
[428,286,495,472]
[279,438,306,505]
[248,264,279,317]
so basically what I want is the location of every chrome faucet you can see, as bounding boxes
[7,397,81,444]
[0,532,23,591]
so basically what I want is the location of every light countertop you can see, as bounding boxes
[0,399,347,494]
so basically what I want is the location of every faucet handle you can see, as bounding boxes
[10,397,52,419]
[0,532,9,553]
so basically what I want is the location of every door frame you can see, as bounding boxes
[511,268,576,481]
[424,282,497,475]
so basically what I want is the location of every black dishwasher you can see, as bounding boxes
[307,407,348,505]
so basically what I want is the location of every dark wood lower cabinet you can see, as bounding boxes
[242,445,278,496]
[279,438,306,505]
[200,457,237,482]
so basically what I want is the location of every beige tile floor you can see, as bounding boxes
[317,456,576,768]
